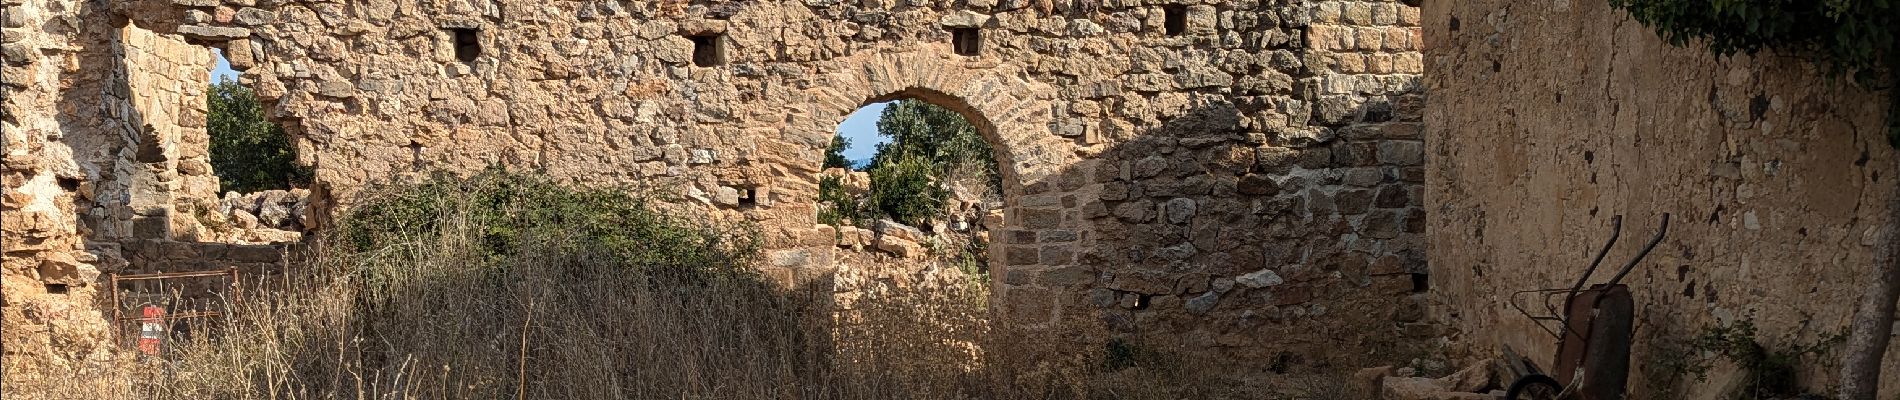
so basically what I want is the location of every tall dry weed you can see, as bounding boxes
[12,170,1338,399]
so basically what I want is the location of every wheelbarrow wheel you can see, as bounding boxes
[1505,374,1563,400]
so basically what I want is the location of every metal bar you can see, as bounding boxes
[228,268,241,307]
[108,273,121,343]
[113,311,225,321]
[113,270,239,281]
[1565,215,1622,304]
[1605,213,1671,287]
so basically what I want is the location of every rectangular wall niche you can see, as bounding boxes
[689,34,726,67]
[450,28,481,63]
[1163,5,1187,36]
[951,28,981,56]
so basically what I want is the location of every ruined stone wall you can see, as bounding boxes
[1423,0,1899,396]
[1,0,286,380]
[6,0,1428,374]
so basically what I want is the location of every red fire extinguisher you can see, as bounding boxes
[137,305,165,356]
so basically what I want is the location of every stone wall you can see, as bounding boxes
[5,0,1429,375]
[1423,0,1899,396]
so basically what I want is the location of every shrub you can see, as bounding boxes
[207,80,310,193]
[111,169,1030,399]
[817,174,862,226]
[866,154,949,229]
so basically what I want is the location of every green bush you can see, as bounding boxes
[207,80,310,193]
[866,154,949,228]
[336,168,759,284]
[868,99,1000,194]
[1644,319,1842,399]
[818,174,863,226]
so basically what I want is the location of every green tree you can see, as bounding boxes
[817,174,861,226]
[1608,1,1896,398]
[858,99,1000,228]
[865,154,948,228]
[868,100,999,192]
[824,133,855,170]
[208,80,309,193]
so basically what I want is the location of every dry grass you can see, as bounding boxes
[0,172,1191,399]
[4,171,1374,399]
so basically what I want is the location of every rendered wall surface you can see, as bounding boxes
[3,0,1427,381]
[1423,0,1898,397]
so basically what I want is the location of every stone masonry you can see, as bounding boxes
[3,0,1426,377]
[1424,0,1900,397]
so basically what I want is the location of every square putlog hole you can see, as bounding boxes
[951,28,981,56]
[450,28,481,63]
[1163,5,1187,36]
[690,34,726,67]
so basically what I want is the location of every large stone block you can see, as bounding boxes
[176,25,251,40]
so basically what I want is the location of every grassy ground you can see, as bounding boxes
[2,171,1383,399]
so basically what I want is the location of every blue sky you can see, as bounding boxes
[836,102,891,164]
[210,49,890,164]
[212,49,238,82]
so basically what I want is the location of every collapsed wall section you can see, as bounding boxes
[2,1,296,384]
[1424,0,1898,396]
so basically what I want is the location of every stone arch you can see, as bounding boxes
[748,53,1087,324]
[802,54,1070,200]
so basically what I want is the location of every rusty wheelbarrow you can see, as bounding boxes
[1503,213,1670,400]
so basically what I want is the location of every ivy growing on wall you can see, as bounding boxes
[1608,0,1897,141]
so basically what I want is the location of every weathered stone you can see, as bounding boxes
[233,8,274,26]
[1378,140,1424,166]
[8,0,1438,378]
[227,245,281,263]
[939,11,988,28]
[176,25,251,40]
[1236,174,1280,196]
[1236,268,1284,288]
[1163,198,1196,224]
[1361,209,1401,239]
[1184,291,1219,314]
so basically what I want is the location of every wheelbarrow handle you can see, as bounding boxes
[1605,213,1670,287]
[1566,215,1623,301]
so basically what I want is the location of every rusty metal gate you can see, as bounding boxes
[105,269,242,356]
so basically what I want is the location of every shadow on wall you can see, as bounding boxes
[817,86,1435,375]
[32,87,1444,398]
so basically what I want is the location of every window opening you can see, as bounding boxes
[951,28,981,56]
[689,34,726,67]
[740,188,759,208]
[450,28,481,63]
[1164,5,1187,36]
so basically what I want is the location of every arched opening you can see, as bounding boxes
[821,97,1003,278]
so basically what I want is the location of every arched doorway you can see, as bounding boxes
[820,97,1003,282]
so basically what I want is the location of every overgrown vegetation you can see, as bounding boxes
[823,100,1001,229]
[825,133,856,170]
[1610,0,1896,143]
[1644,319,1843,399]
[1610,0,1894,77]
[23,170,1241,399]
[208,79,309,193]
[817,174,863,227]
[866,153,951,228]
